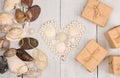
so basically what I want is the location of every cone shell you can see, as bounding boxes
[26,5,41,22]
[16,49,34,61]
[19,37,38,50]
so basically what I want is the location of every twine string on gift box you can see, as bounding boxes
[85,47,100,62]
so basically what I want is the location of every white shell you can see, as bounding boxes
[6,55,28,75]
[56,32,68,42]
[45,26,56,38]
[56,42,66,53]
[0,25,12,33]
[28,28,35,35]
[6,27,25,41]
[0,13,17,26]
[4,0,20,12]
[33,49,47,71]
[69,26,79,36]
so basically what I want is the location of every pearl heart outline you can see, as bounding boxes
[39,20,85,60]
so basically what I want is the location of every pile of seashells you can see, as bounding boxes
[0,0,47,78]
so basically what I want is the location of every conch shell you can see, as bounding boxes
[0,13,17,26]
[4,48,28,75]
[33,49,47,71]
[4,0,20,12]
[6,27,25,41]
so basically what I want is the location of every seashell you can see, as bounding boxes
[45,26,56,38]
[19,37,39,50]
[26,5,41,22]
[33,49,47,71]
[56,42,66,53]
[6,55,28,75]
[0,56,8,74]
[56,32,68,42]
[0,38,10,51]
[21,0,33,7]
[0,25,12,33]
[28,28,35,35]
[0,13,17,26]
[4,0,20,12]
[69,26,79,36]
[4,48,16,57]
[16,49,34,61]
[6,27,25,41]
[15,9,28,24]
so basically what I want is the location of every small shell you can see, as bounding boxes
[0,13,17,26]
[6,27,25,41]
[26,5,41,22]
[45,26,56,38]
[56,32,68,42]
[28,28,35,35]
[33,49,47,71]
[0,56,8,74]
[69,26,79,36]
[4,0,20,12]
[16,49,34,61]
[6,55,28,75]
[0,38,10,51]
[4,48,16,57]
[15,9,28,24]
[0,25,12,33]
[21,0,33,7]
[56,42,66,53]
[19,37,38,50]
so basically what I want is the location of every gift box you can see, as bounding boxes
[81,0,112,27]
[105,26,120,48]
[76,39,108,72]
[109,56,120,75]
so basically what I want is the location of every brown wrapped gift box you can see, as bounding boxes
[105,26,120,48]
[81,0,112,27]
[76,39,108,72]
[109,56,120,75]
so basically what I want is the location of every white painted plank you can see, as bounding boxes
[61,0,97,78]
[0,0,61,78]
[98,0,120,78]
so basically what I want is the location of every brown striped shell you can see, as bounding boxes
[19,37,38,50]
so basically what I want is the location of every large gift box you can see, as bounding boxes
[109,56,120,75]
[81,0,112,27]
[105,26,120,48]
[76,39,108,72]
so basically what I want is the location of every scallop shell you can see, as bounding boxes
[26,5,41,22]
[4,48,16,57]
[6,27,25,41]
[56,32,68,42]
[4,0,20,12]
[19,37,38,50]
[0,56,8,74]
[15,9,28,24]
[21,0,33,7]
[33,49,47,71]
[0,13,17,26]
[16,49,34,61]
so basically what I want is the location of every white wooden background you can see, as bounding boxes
[0,0,120,78]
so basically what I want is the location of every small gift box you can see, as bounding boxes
[109,56,120,75]
[81,0,112,27]
[76,39,108,72]
[105,26,120,48]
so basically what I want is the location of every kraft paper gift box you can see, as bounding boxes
[105,26,120,48]
[76,39,108,72]
[81,0,112,27]
[109,56,120,75]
